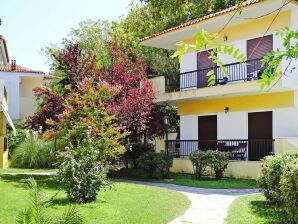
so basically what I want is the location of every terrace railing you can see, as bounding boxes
[180,58,264,90]
[165,139,275,161]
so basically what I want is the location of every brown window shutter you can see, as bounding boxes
[197,50,214,70]
[247,35,273,60]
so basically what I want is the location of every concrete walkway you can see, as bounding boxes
[119,180,259,224]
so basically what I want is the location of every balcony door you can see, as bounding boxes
[197,51,214,88]
[247,35,273,76]
[198,115,217,150]
[248,111,273,160]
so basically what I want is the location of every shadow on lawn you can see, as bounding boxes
[250,200,288,224]
[0,174,111,208]
[0,174,62,191]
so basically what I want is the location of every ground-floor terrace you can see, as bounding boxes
[160,90,298,179]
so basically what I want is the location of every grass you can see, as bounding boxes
[110,168,257,189]
[0,174,189,224]
[0,168,57,173]
[226,194,288,224]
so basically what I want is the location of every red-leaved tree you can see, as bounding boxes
[104,43,155,140]
[26,42,160,141]
[25,86,65,132]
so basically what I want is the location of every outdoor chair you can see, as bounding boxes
[217,142,226,151]
[233,142,247,160]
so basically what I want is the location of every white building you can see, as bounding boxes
[0,61,50,120]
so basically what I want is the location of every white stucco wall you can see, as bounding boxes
[0,72,44,120]
[218,39,247,65]
[180,115,198,140]
[180,102,298,140]
[180,52,197,89]
[0,73,20,119]
[217,112,247,139]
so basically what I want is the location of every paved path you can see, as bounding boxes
[119,180,259,224]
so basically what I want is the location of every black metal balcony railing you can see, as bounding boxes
[165,139,275,161]
[180,58,264,89]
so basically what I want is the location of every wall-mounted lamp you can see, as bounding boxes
[223,35,228,42]
[164,115,169,126]
[224,107,229,114]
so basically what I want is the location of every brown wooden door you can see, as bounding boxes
[247,35,273,75]
[197,51,214,88]
[198,115,217,150]
[248,111,273,160]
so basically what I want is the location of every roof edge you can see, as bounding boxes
[140,0,264,43]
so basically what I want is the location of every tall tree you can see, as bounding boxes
[27,42,157,141]
[101,42,155,140]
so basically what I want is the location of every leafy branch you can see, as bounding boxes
[259,27,298,89]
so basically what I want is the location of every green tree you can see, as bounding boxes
[46,77,126,166]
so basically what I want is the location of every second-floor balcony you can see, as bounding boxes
[180,58,264,90]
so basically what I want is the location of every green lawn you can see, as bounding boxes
[0,174,189,224]
[226,194,288,224]
[110,168,257,189]
[0,168,57,173]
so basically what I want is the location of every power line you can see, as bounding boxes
[247,0,291,60]
[232,1,291,20]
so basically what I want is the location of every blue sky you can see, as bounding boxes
[0,0,132,73]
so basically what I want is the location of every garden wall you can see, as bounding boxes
[170,158,262,179]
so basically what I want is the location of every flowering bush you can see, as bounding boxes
[54,79,126,203]
[57,130,107,203]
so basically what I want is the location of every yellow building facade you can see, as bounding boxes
[142,0,298,179]
[0,80,15,168]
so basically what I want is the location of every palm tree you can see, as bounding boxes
[16,178,84,224]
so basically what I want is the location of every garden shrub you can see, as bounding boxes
[123,143,154,168]
[57,133,107,203]
[189,150,213,179]
[137,151,159,178]
[280,160,298,223]
[190,150,229,179]
[7,120,26,157]
[10,133,55,169]
[157,151,173,179]
[209,151,229,179]
[137,151,173,178]
[257,153,298,205]
[7,128,26,158]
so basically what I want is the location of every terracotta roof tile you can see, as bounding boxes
[140,0,264,43]
[0,63,45,74]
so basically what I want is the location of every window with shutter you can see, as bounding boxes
[247,35,273,76]
[247,35,273,60]
[197,51,215,87]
